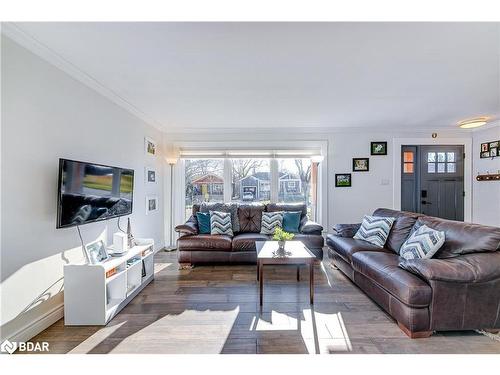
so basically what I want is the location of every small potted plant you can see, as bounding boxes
[273,227,295,251]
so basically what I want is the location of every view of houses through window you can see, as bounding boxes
[184,157,314,219]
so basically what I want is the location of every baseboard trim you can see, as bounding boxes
[7,304,64,343]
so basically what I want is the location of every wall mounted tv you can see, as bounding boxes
[57,159,134,228]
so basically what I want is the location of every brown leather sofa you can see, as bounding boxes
[175,203,324,266]
[327,208,500,338]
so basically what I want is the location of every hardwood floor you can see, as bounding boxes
[28,250,500,354]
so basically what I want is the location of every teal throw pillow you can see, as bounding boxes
[282,211,302,233]
[196,212,211,234]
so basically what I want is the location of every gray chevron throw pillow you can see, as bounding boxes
[260,212,283,235]
[353,215,395,248]
[210,211,233,236]
[399,224,445,260]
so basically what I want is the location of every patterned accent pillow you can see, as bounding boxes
[210,211,234,236]
[201,202,239,232]
[353,215,396,248]
[260,212,283,235]
[399,224,445,260]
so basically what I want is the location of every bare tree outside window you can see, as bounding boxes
[231,159,270,203]
[278,158,312,215]
[185,159,224,218]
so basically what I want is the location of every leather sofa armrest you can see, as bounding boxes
[175,215,199,235]
[299,218,323,235]
[399,252,500,283]
[332,223,361,238]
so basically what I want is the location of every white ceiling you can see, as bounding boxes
[7,22,500,131]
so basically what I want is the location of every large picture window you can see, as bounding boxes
[231,159,270,203]
[184,159,224,218]
[278,158,312,213]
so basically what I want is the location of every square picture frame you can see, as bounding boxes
[353,158,369,172]
[335,173,352,187]
[145,167,157,184]
[371,141,387,155]
[146,195,159,215]
[481,142,490,152]
[84,239,110,264]
[144,137,157,157]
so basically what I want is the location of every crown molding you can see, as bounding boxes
[1,22,165,132]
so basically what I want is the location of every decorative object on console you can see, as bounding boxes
[210,211,234,236]
[145,167,157,183]
[399,224,445,260]
[353,215,395,248]
[353,158,369,172]
[144,137,157,156]
[476,172,500,181]
[113,232,128,254]
[260,211,284,235]
[145,195,158,214]
[126,217,135,248]
[371,141,387,155]
[480,140,500,158]
[85,239,110,264]
[335,173,351,187]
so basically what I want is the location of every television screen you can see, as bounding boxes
[57,159,134,228]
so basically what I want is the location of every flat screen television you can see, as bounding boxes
[57,158,134,228]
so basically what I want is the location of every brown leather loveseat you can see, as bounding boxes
[175,203,324,266]
[327,208,500,338]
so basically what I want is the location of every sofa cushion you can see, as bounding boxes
[326,235,390,263]
[373,208,422,253]
[415,216,500,258]
[266,203,307,218]
[293,234,324,250]
[399,224,445,260]
[352,251,432,307]
[195,212,211,234]
[260,212,283,235]
[210,211,234,236]
[177,234,233,252]
[232,233,270,251]
[201,202,239,232]
[238,204,265,233]
[283,211,302,233]
[353,215,395,248]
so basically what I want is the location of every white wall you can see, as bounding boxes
[1,36,165,341]
[164,128,472,232]
[472,123,500,226]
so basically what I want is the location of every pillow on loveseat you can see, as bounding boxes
[353,215,395,248]
[399,224,445,260]
[260,212,283,235]
[210,211,234,236]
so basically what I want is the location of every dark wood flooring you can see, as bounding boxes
[28,250,500,354]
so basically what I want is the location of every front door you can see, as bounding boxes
[401,145,464,221]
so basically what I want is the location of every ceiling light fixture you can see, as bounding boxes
[458,117,488,129]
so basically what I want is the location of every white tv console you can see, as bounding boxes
[64,240,155,325]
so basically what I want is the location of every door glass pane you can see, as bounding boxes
[185,159,224,218]
[427,152,436,162]
[427,163,436,173]
[437,152,446,162]
[437,162,446,173]
[447,162,456,173]
[403,163,414,173]
[231,159,270,204]
[277,158,312,216]
[447,152,455,162]
[403,151,414,163]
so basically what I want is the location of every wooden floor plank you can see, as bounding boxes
[24,250,500,354]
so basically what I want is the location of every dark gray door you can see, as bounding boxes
[419,145,464,221]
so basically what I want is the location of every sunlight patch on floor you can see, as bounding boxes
[154,262,173,274]
[69,321,128,353]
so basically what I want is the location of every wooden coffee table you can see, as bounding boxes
[256,240,315,306]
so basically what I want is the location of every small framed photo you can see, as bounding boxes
[489,141,499,149]
[481,151,490,159]
[335,173,352,187]
[85,239,110,264]
[144,137,157,157]
[481,143,490,152]
[353,158,369,172]
[490,148,498,158]
[145,167,157,184]
[146,195,158,214]
[371,142,387,155]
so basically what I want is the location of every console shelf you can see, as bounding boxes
[64,242,154,325]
